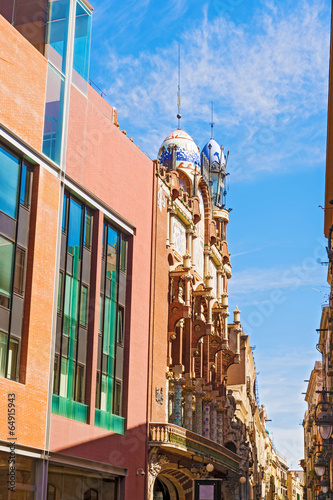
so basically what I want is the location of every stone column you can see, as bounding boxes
[186,227,194,259]
[217,407,224,445]
[210,402,219,442]
[222,310,229,349]
[184,274,193,308]
[217,268,223,302]
[184,387,194,431]
[173,378,185,427]
[202,398,212,439]
[168,207,176,249]
[193,391,205,435]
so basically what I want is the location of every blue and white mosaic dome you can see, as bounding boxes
[158,129,201,171]
[201,138,224,165]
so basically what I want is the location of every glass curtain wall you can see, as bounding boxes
[95,222,127,433]
[43,0,92,164]
[0,144,33,382]
[52,192,92,422]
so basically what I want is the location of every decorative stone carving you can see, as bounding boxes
[148,448,170,499]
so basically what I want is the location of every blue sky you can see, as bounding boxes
[89,0,331,468]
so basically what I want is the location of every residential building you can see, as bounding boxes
[287,470,304,500]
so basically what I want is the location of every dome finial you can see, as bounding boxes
[210,101,214,139]
[177,43,182,129]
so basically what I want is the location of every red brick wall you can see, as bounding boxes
[0,15,47,151]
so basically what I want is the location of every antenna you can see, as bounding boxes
[177,44,181,129]
[210,102,214,139]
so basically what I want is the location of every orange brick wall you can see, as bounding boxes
[0,15,47,151]
[149,180,170,423]
[0,167,60,449]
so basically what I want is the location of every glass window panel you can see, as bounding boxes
[100,373,107,412]
[84,209,92,248]
[63,274,73,335]
[12,0,48,53]
[98,295,103,334]
[46,0,70,73]
[114,381,121,416]
[59,357,68,397]
[120,237,127,272]
[67,198,82,258]
[13,247,25,295]
[43,65,65,164]
[20,163,32,208]
[0,332,8,378]
[57,272,63,313]
[7,338,19,381]
[95,371,101,408]
[75,364,85,403]
[0,146,20,219]
[0,236,14,308]
[117,307,124,344]
[53,355,59,393]
[62,193,68,232]
[79,285,88,327]
[72,1,92,94]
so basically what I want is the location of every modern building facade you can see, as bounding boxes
[0,1,154,499]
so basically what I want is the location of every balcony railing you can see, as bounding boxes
[149,422,240,472]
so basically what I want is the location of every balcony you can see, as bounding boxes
[149,422,240,472]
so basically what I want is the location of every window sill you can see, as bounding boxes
[94,408,124,434]
[52,394,88,423]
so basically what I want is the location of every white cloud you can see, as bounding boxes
[100,0,330,163]
[229,261,326,294]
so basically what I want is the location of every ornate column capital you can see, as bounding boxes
[193,391,206,399]
[172,377,186,386]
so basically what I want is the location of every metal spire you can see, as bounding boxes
[177,44,181,129]
[210,102,214,139]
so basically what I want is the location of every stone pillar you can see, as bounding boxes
[217,407,223,445]
[173,378,185,427]
[184,387,194,431]
[184,274,193,308]
[222,311,229,349]
[217,268,223,302]
[202,398,212,439]
[193,391,205,435]
[186,227,194,258]
[169,207,176,249]
[210,402,219,442]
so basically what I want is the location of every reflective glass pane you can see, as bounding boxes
[43,65,65,164]
[84,209,92,248]
[75,364,85,403]
[47,0,70,73]
[13,247,25,295]
[57,272,63,313]
[79,285,87,326]
[59,357,68,397]
[7,338,19,381]
[100,373,107,411]
[72,1,91,94]
[106,227,118,277]
[68,198,82,258]
[0,236,14,308]
[0,146,20,219]
[120,237,127,271]
[0,332,8,378]
[62,193,68,233]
